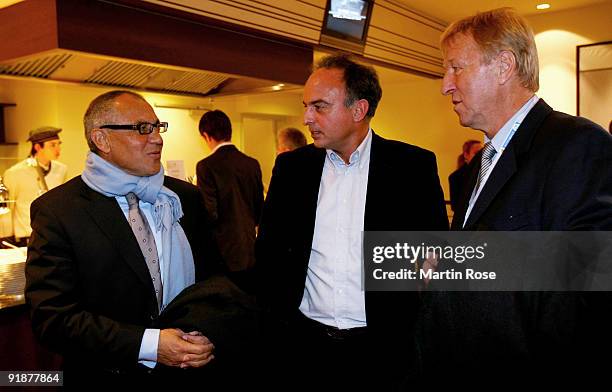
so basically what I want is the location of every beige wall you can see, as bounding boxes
[372,68,480,203]
[527,1,612,116]
[580,69,612,131]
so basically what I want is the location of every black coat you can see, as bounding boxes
[153,275,261,388]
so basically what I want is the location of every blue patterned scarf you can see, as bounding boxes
[81,151,195,308]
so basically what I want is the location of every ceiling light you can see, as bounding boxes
[536,3,551,10]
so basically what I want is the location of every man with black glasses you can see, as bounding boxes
[25,90,216,386]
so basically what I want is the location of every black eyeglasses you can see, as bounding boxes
[100,121,168,135]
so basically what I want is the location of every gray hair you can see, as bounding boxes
[83,90,147,152]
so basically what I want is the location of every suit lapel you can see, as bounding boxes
[79,181,155,291]
[303,147,326,243]
[463,144,518,228]
[364,132,389,230]
[462,99,553,229]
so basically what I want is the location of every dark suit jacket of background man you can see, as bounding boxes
[256,132,448,379]
[25,175,213,376]
[448,162,471,212]
[196,145,264,273]
[418,99,612,384]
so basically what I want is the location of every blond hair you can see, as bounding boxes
[441,7,539,92]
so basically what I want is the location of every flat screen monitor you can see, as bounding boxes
[320,0,373,52]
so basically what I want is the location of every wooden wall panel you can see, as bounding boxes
[143,0,326,44]
[140,0,447,77]
[55,0,313,84]
[0,0,58,62]
[0,0,447,81]
[365,0,446,76]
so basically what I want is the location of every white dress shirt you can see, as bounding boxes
[299,129,372,329]
[211,141,233,154]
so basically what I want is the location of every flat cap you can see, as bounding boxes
[27,126,62,143]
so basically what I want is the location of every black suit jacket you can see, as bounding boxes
[25,175,211,372]
[196,145,264,272]
[419,99,612,385]
[448,163,470,212]
[453,99,612,231]
[256,132,448,376]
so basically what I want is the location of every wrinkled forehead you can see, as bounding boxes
[442,32,483,63]
[304,68,346,101]
[104,94,157,123]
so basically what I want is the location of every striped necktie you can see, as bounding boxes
[474,141,497,192]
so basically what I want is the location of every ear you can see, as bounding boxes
[497,50,516,85]
[91,128,111,153]
[352,99,370,122]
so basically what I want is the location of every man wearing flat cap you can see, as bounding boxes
[3,126,67,245]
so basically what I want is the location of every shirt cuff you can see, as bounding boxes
[138,328,160,368]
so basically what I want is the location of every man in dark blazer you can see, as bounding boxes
[196,110,263,294]
[417,8,612,386]
[256,54,448,389]
[448,139,481,212]
[26,91,216,386]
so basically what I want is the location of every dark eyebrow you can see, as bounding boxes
[303,99,329,106]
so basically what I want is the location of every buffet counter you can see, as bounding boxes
[0,247,62,370]
[0,247,27,309]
